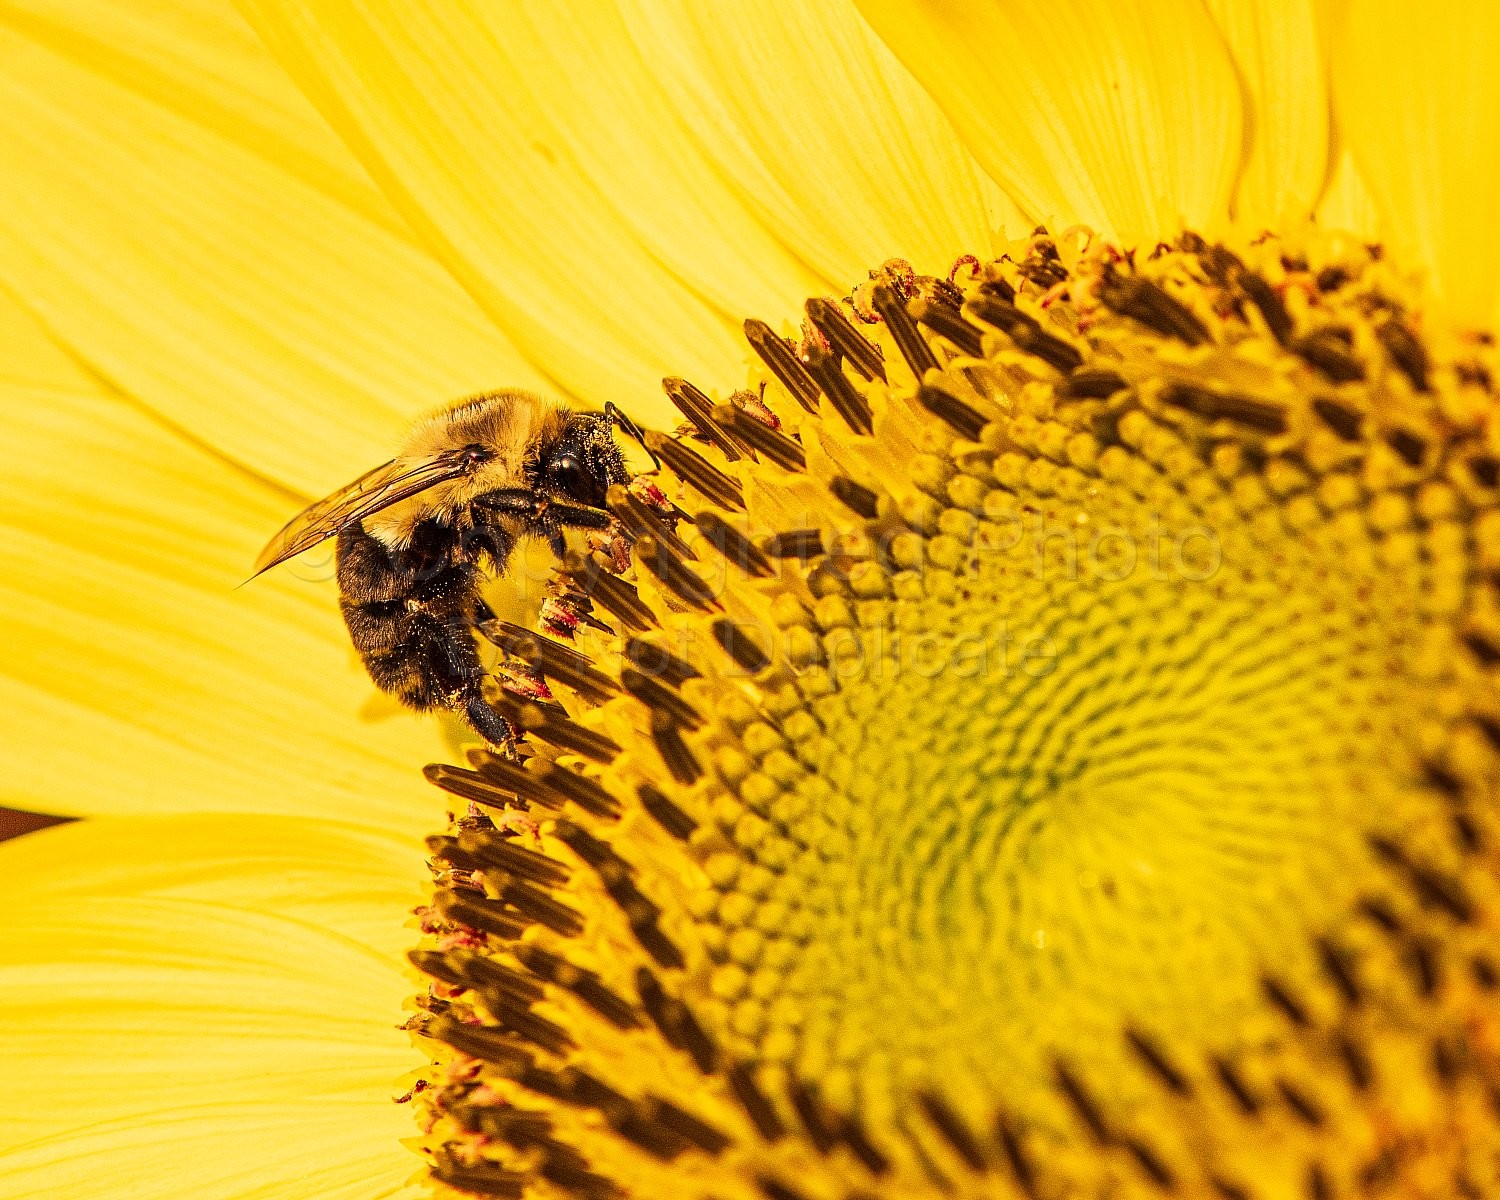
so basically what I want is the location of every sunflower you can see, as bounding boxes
[3,1,1499,1199]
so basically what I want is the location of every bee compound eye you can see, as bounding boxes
[548,451,600,505]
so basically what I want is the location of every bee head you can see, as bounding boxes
[542,412,627,509]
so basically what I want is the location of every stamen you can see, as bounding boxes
[804,297,886,382]
[712,403,809,469]
[692,510,775,577]
[663,377,743,460]
[873,282,939,378]
[801,340,873,435]
[744,318,822,414]
[645,432,746,511]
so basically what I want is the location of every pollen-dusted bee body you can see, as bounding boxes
[253,390,629,743]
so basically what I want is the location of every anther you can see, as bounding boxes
[454,950,547,1004]
[425,762,560,811]
[828,475,880,519]
[1335,1034,1374,1091]
[453,831,570,887]
[801,340,874,435]
[712,618,772,674]
[430,1156,527,1199]
[1124,1028,1193,1096]
[1260,974,1311,1027]
[636,966,717,1073]
[488,698,624,765]
[1294,329,1365,382]
[644,1097,733,1154]
[839,1112,890,1175]
[1060,368,1127,398]
[744,318,822,414]
[909,295,984,358]
[693,511,776,577]
[1367,833,1474,922]
[636,535,721,611]
[525,760,622,820]
[1425,761,1466,800]
[489,876,586,938]
[712,403,809,470]
[761,529,824,559]
[917,384,988,440]
[1312,397,1364,441]
[1385,428,1427,468]
[1464,632,1500,667]
[426,834,488,873]
[1238,273,1293,345]
[805,297,886,382]
[1122,1137,1177,1192]
[995,1113,1038,1198]
[756,1177,810,1200]
[512,944,643,1030]
[1376,320,1431,391]
[872,281,939,378]
[1158,383,1288,435]
[1096,272,1210,346]
[621,667,705,728]
[978,265,1017,303]
[1314,936,1363,1006]
[651,712,704,785]
[727,1062,786,1140]
[1469,456,1499,488]
[663,377,743,460]
[624,637,702,686]
[409,948,470,989]
[434,890,529,940]
[484,622,619,704]
[1210,1056,1261,1117]
[452,756,554,808]
[636,782,697,839]
[785,1078,838,1154]
[645,432,746,512]
[1052,1060,1110,1142]
[1275,1079,1325,1127]
[567,552,659,632]
[916,1090,987,1170]
[429,1014,534,1072]
[968,294,1084,371]
[607,484,697,563]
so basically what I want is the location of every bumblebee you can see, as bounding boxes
[253,390,632,744]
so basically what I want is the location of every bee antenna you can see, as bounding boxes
[606,401,660,470]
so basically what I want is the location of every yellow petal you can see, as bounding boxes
[0,815,421,1198]
[0,1105,423,1200]
[0,0,544,498]
[0,813,423,955]
[1201,0,1330,225]
[1333,0,1500,327]
[241,1,832,416]
[1316,148,1382,242]
[0,373,448,835]
[617,0,1025,278]
[0,283,90,392]
[854,0,1244,244]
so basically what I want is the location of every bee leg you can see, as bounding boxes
[461,686,515,748]
[545,502,616,531]
[473,488,549,517]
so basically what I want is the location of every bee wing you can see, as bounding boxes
[251,453,473,577]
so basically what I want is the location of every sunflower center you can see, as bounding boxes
[700,358,1441,1125]
[411,230,1500,1199]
